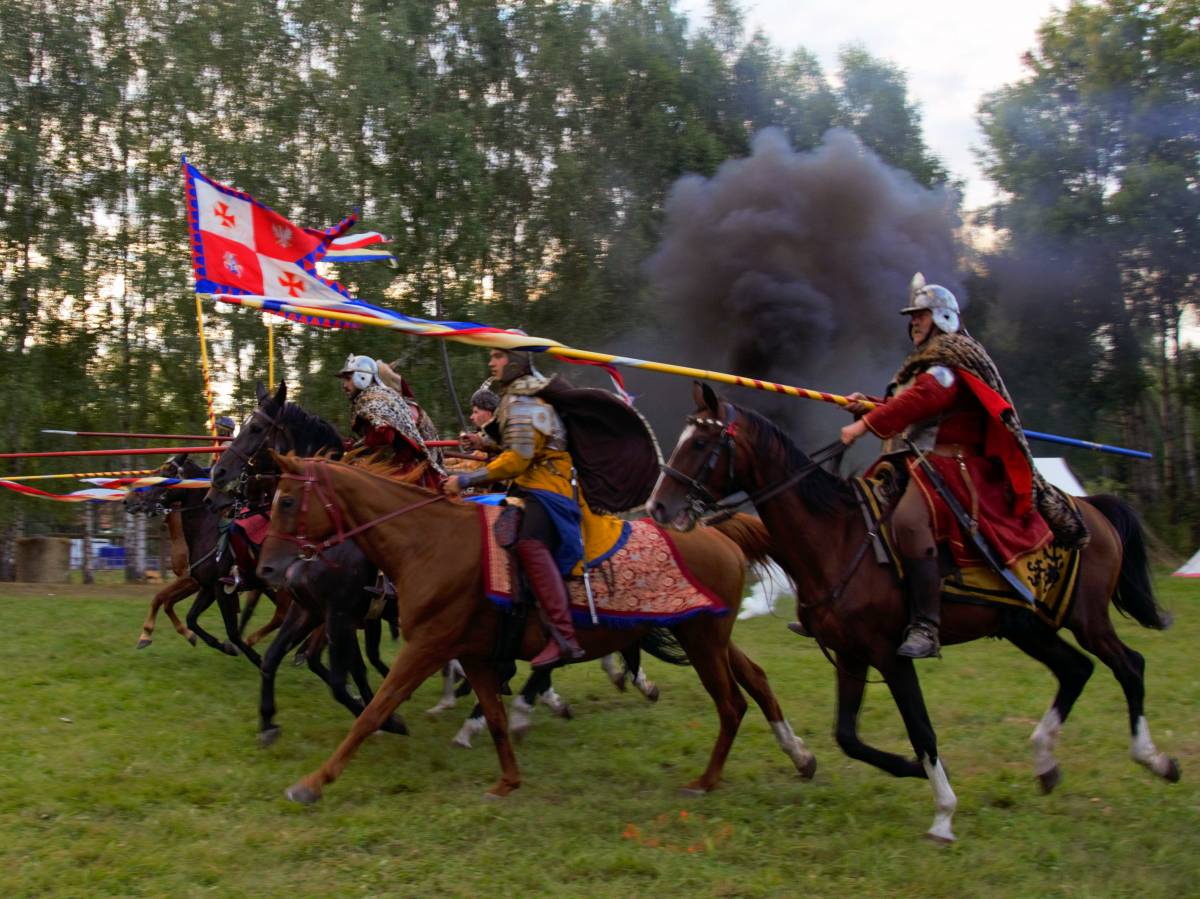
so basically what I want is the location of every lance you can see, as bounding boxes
[213,295,1153,460]
[0,468,157,482]
[42,430,234,442]
[0,446,225,460]
[1023,430,1152,460]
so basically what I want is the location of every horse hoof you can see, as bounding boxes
[136,638,152,650]
[382,715,409,736]
[222,642,239,656]
[452,737,473,749]
[186,633,197,646]
[1164,757,1181,783]
[285,783,321,805]
[643,684,660,703]
[425,700,456,716]
[258,727,282,748]
[678,785,710,797]
[924,830,955,845]
[483,783,517,800]
[1037,766,1062,794]
[798,754,817,781]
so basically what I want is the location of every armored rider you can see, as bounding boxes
[442,350,594,669]
[337,354,444,490]
[840,274,1084,659]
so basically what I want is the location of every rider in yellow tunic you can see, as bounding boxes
[444,349,624,668]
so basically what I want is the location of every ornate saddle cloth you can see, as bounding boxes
[854,469,1082,628]
[477,506,728,626]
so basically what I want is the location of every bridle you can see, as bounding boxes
[660,403,845,524]
[211,404,289,495]
[268,458,446,567]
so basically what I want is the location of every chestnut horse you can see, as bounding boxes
[256,453,816,804]
[648,383,1179,842]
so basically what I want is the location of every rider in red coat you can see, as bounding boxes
[840,274,1052,659]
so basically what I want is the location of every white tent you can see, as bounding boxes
[1033,457,1086,496]
[1174,550,1200,578]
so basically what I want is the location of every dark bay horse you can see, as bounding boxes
[203,383,407,745]
[648,382,1179,841]
[256,454,816,803]
[124,455,270,667]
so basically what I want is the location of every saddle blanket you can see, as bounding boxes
[854,474,1081,628]
[478,505,728,627]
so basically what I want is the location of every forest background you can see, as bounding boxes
[1,0,1197,577]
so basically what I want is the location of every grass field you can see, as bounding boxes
[0,577,1197,898]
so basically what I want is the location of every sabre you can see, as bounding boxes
[0,446,226,460]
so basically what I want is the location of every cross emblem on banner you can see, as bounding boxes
[278,272,305,297]
[213,201,236,228]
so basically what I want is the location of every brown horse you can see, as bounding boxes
[255,453,816,804]
[648,383,1179,842]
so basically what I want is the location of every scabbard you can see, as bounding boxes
[904,441,1035,606]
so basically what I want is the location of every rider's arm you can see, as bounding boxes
[456,424,543,488]
[363,424,397,448]
[862,368,959,439]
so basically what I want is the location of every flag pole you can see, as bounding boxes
[195,294,217,436]
[267,320,276,388]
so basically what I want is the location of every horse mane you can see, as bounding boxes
[735,405,856,515]
[279,402,343,456]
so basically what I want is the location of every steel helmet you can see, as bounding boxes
[214,415,236,436]
[900,272,960,334]
[337,354,380,391]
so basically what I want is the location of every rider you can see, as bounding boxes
[214,415,236,438]
[442,350,594,669]
[444,383,501,478]
[839,273,1063,659]
[337,354,444,490]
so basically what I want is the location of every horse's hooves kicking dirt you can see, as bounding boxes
[1037,766,1062,794]
[258,727,281,748]
[285,783,321,805]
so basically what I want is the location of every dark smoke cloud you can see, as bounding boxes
[622,127,964,460]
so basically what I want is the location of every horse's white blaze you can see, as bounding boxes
[771,720,814,770]
[647,424,698,516]
[1031,706,1062,776]
[1130,716,1173,776]
[509,695,535,735]
[922,755,957,842]
[451,714,486,749]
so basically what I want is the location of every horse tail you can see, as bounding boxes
[1086,494,1172,630]
[709,513,773,565]
[640,628,691,666]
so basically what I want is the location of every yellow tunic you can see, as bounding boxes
[484,430,625,575]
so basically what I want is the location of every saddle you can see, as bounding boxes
[854,464,1082,628]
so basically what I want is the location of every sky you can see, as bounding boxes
[674,0,1066,210]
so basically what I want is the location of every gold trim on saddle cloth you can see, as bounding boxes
[853,473,1082,628]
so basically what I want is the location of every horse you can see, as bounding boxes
[648,382,1180,841]
[207,381,635,745]
[123,455,271,667]
[255,454,816,803]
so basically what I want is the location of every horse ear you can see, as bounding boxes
[273,380,287,406]
[256,381,268,403]
[698,381,720,417]
[269,449,295,472]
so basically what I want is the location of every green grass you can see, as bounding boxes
[0,578,1197,898]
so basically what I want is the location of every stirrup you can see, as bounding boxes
[896,623,940,659]
[531,639,584,670]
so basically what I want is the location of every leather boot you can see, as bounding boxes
[896,556,942,659]
[514,538,585,669]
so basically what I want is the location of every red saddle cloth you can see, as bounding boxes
[478,506,728,626]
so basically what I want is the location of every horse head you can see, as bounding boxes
[649,381,754,531]
[124,453,199,517]
[256,452,341,590]
[205,380,288,511]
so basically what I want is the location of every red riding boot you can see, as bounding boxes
[514,538,585,669]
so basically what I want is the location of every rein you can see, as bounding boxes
[272,459,446,565]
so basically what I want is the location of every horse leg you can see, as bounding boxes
[452,702,487,748]
[728,642,815,779]
[258,604,316,747]
[137,576,197,648]
[185,588,234,656]
[214,588,262,668]
[624,643,662,700]
[162,581,200,646]
[427,660,465,715]
[881,658,957,842]
[673,623,747,794]
[364,619,391,680]
[237,589,262,639]
[341,623,407,736]
[1072,620,1181,783]
[244,591,288,647]
[833,654,924,777]
[601,653,627,691]
[285,639,449,804]
[532,668,573,720]
[458,658,522,798]
[1006,625,1095,793]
